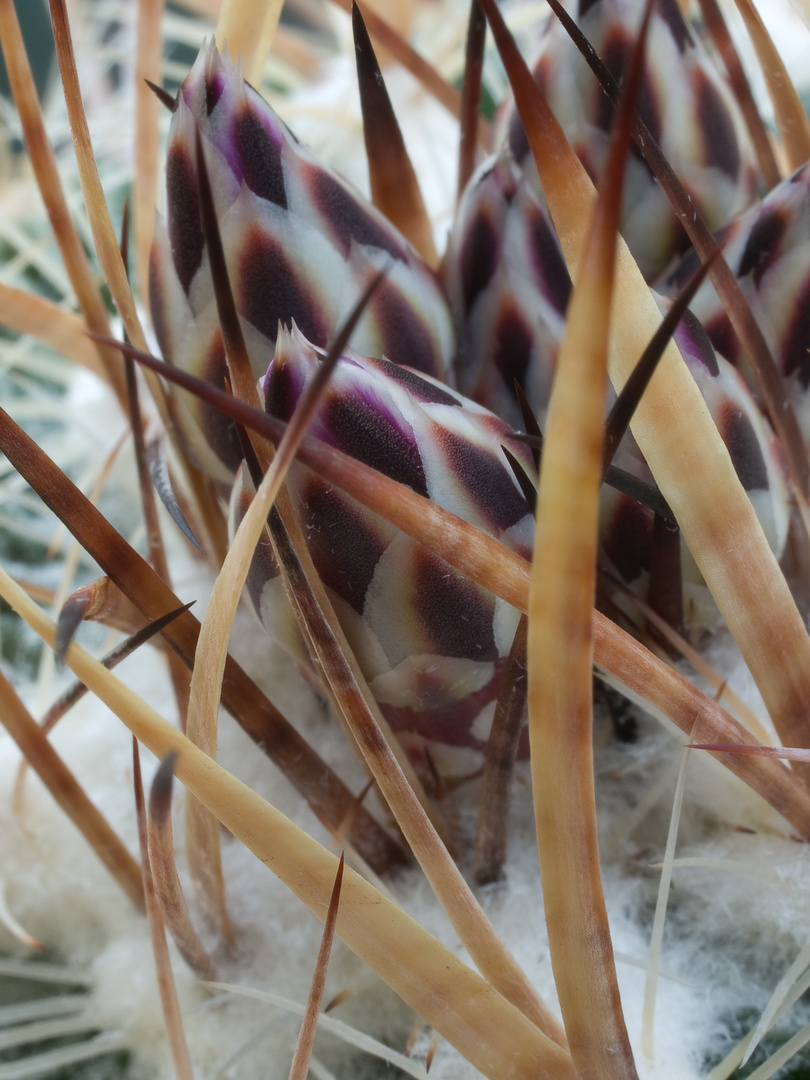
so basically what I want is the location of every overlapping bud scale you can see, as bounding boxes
[666,162,810,449]
[153,0,804,773]
[496,0,758,280]
[599,296,789,617]
[235,328,534,780]
[445,150,788,604]
[445,0,789,614]
[150,44,454,481]
[443,151,571,430]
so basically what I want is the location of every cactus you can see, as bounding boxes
[3,1,810,1078]
[235,325,535,780]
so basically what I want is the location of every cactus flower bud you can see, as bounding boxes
[150,26,788,776]
[443,150,571,429]
[600,295,789,623]
[444,158,789,624]
[497,0,758,280]
[150,43,455,481]
[665,161,810,450]
[235,325,535,781]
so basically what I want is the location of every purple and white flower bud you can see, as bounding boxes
[236,325,535,781]
[445,154,789,624]
[443,151,571,430]
[150,43,455,481]
[497,0,758,280]
[600,294,789,623]
[665,161,810,450]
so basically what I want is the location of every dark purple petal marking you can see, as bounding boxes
[264,356,303,422]
[507,110,530,163]
[676,307,720,378]
[601,495,652,582]
[306,166,406,260]
[634,67,662,158]
[199,334,244,473]
[529,209,572,315]
[323,393,430,496]
[166,143,204,293]
[657,0,692,53]
[534,53,553,98]
[435,425,529,531]
[461,212,501,314]
[492,306,534,401]
[413,550,498,660]
[717,404,769,491]
[594,30,631,134]
[374,359,459,406]
[667,245,700,290]
[780,276,810,388]
[300,479,387,614]
[737,207,788,287]
[205,69,226,115]
[234,105,287,207]
[370,280,439,376]
[382,662,505,748]
[703,311,741,366]
[593,31,662,158]
[239,225,327,345]
[696,69,740,179]
[578,0,602,20]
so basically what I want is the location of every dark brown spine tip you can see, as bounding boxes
[501,444,537,515]
[145,78,178,113]
[55,590,92,663]
[604,465,676,525]
[351,0,436,263]
[324,987,353,1013]
[458,0,486,201]
[514,381,543,470]
[119,197,130,276]
[145,602,196,638]
[352,3,393,155]
[149,750,179,822]
[603,250,717,478]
